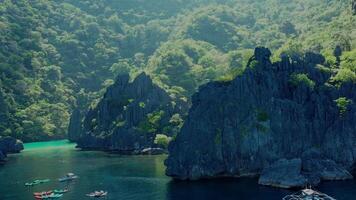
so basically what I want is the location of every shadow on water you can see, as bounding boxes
[317,180,356,200]
[166,177,356,200]
[166,178,290,200]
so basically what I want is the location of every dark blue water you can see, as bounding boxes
[0,140,355,200]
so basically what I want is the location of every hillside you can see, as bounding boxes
[0,0,354,141]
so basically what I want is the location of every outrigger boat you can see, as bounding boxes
[34,193,63,199]
[86,190,108,198]
[53,189,68,194]
[25,179,50,186]
[283,188,336,200]
[33,189,68,199]
[58,173,78,182]
[33,191,53,196]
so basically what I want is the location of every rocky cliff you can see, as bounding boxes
[68,108,83,142]
[165,47,356,188]
[73,72,186,153]
[0,136,24,162]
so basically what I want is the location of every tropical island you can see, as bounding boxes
[0,0,355,199]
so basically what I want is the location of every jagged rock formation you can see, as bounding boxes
[73,72,185,153]
[353,0,356,15]
[258,158,307,188]
[165,47,356,188]
[68,108,83,142]
[0,136,24,162]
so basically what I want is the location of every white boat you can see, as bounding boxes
[86,190,108,198]
[58,173,78,182]
[283,188,336,200]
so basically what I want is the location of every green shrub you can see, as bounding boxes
[334,97,353,116]
[332,68,356,85]
[216,67,245,82]
[154,134,171,149]
[290,73,315,89]
[139,102,146,108]
[249,60,259,69]
[316,64,332,74]
[340,50,356,71]
[137,110,165,133]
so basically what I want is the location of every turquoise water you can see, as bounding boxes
[0,140,355,200]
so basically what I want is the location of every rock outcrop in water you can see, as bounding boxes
[68,108,83,142]
[0,136,24,162]
[165,47,356,188]
[73,72,185,154]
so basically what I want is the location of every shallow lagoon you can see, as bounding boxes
[0,140,355,200]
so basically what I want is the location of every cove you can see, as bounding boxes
[0,140,355,200]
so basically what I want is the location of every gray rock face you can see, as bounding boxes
[0,136,24,162]
[75,73,185,153]
[165,47,356,188]
[258,159,307,188]
[0,150,5,162]
[0,136,24,153]
[68,108,82,142]
[353,0,356,15]
[311,159,352,181]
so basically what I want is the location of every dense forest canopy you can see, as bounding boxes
[0,0,355,142]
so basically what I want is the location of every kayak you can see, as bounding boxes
[33,191,53,196]
[53,189,68,194]
[34,193,63,199]
[25,179,50,186]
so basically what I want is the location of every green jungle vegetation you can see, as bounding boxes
[0,0,355,142]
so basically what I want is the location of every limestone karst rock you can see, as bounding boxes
[0,136,24,162]
[70,72,185,154]
[165,47,356,188]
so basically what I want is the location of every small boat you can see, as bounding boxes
[53,189,68,194]
[58,173,78,182]
[86,190,108,198]
[25,182,35,186]
[33,191,53,196]
[283,188,336,200]
[34,193,63,199]
[39,179,50,183]
[25,179,50,186]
